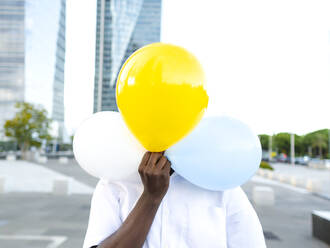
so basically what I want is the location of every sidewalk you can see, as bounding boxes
[0,159,329,247]
[243,176,330,248]
[0,160,93,194]
[259,163,330,199]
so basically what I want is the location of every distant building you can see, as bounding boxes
[0,0,66,141]
[93,0,162,112]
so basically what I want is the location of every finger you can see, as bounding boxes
[141,151,151,166]
[162,160,171,174]
[156,156,168,170]
[148,152,163,166]
[139,152,151,170]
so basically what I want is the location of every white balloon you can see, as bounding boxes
[73,111,146,181]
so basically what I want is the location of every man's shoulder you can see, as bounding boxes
[94,176,142,197]
[93,179,123,198]
[223,186,245,198]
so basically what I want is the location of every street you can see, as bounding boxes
[0,159,329,247]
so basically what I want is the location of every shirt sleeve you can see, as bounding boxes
[225,187,266,248]
[83,180,122,248]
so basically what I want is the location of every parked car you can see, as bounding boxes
[324,159,330,169]
[295,156,310,165]
[276,153,288,163]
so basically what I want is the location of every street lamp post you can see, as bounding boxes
[291,133,295,165]
[328,129,330,158]
[268,135,272,162]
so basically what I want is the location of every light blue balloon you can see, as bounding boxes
[165,116,262,191]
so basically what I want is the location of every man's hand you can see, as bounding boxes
[138,152,171,203]
[96,152,171,248]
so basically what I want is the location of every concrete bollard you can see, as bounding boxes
[257,169,264,176]
[290,176,297,186]
[267,171,274,179]
[293,177,305,187]
[306,179,322,193]
[6,154,16,161]
[52,178,70,195]
[312,211,330,245]
[252,186,275,206]
[273,173,280,180]
[0,177,5,194]
[272,173,282,181]
[59,157,69,164]
[277,174,287,183]
[38,156,48,164]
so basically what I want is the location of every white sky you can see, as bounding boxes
[65,0,330,136]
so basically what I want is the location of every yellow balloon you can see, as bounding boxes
[116,43,208,152]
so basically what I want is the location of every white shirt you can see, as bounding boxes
[83,173,266,248]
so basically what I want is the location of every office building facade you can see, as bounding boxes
[94,0,161,112]
[0,0,25,129]
[0,0,66,141]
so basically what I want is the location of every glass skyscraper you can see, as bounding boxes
[0,0,66,141]
[94,0,161,112]
[0,0,25,129]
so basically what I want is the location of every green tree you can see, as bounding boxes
[311,133,327,158]
[273,133,303,156]
[273,132,291,155]
[4,102,52,159]
[258,134,269,150]
[259,129,329,158]
[303,129,329,158]
[293,134,304,156]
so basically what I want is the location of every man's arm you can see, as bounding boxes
[97,152,171,248]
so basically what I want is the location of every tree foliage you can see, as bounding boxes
[259,129,329,158]
[4,102,52,155]
[273,133,291,154]
[258,134,269,150]
[303,129,329,158]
